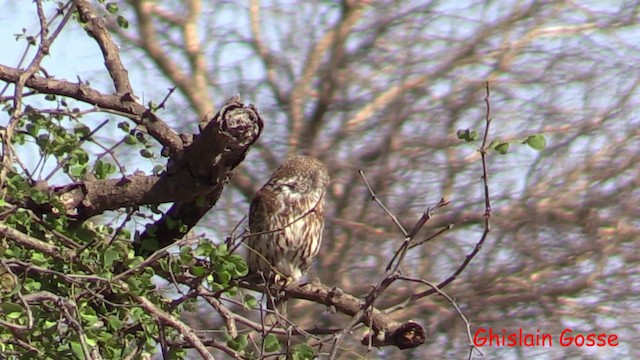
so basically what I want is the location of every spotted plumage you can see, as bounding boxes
[246,156,329,284]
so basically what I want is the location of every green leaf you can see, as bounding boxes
[70,341,84,360]
[217,243,228,255]
[523,134,547,150]
[36,134,49,148]
[495,142,510,155]
[210,282,224,292]
[108,316,123,331]
[243,295,257,310]
[117,121,130,132]
[106,2,119,13]
[191,265,205,277]
[94,160,105,175]
[68,164,87,177]
[180,251,193,263]
[140,149,153,158]
[135,132,146,143]
[456,128,478,142]
[96,330,113,343]
[94,159,107,179]
[6,311,22,319]
[143,267,155,278]
[30,190,49,205]
[229,254,248,276]
[73,149,89,165]
[12,132,26,145]
[117,15,129,29]
[103,248,119,268]
[196,240,213,256]
[26,123,39,136]
[80,309,98,326]
[126,277,142,293]
[124,134,137,145]
[74,124,91,137]
[292,344,315,360]
[264,334,281,352]
[227,335,248,351]
[130,307,146,320]
[218,270,231,284]
[152,165,164,175]
[225,286,237,296]
[30,252,48,266]
[44,320,57,329]
[24,278,41,292]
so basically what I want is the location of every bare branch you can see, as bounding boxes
[241,281,426,350]
[74,0,133,94]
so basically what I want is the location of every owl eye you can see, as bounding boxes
[281,183,297,191]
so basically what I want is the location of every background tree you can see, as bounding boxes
[1,1,638,359]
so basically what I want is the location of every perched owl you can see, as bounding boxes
[246,156,330,285]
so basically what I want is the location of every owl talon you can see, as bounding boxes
[329,286,344,297]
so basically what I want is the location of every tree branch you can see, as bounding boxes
[0,64,184,155]
[134,295,218,360]
[241,281,426,350]
[135,96,263,255]
[74,0,133,95]
[0,223,75,261]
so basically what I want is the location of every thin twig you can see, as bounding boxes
[412,82,493,298]
[358,170,408,236]
[331,172,449,355]
[155,86,177,110]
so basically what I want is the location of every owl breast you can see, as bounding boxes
[245,156,329,283]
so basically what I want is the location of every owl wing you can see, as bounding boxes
[248,187,281,233]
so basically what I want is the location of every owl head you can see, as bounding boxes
[267,156,330,195]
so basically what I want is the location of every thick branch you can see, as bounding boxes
[242,281,426,350]
[42,97,261,228]
[135,96,263,254]
[55,174,167,218]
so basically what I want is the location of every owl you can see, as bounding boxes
[246,156,330,285]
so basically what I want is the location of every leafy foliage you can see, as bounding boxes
[0,176,250,358]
